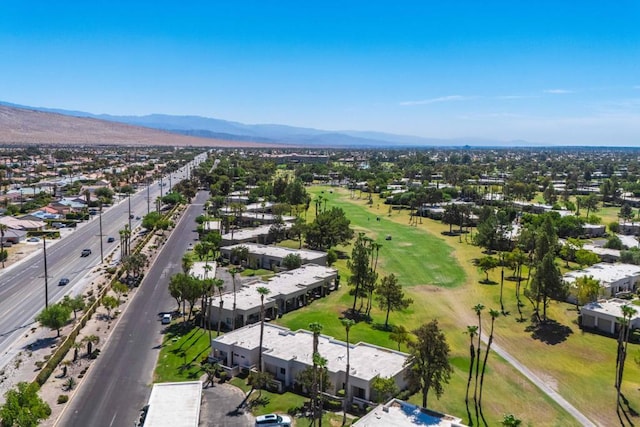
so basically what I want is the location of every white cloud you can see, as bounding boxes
[543,89,573,94]
[399,95,470,106]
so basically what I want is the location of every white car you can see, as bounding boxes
[161,314,172,324]
[255,414,292,427]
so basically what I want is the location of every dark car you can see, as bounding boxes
[129,214,135,219]
[107,236,115,243]
[58,278,70,286]
[80,248,92,257]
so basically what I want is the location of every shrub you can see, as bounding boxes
[57,394,69,404]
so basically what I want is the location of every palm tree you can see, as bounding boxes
[465,325,478,424]
[83,335,100,357]
[214,279,225,337]
[478,309,500,420]
[0,223,7,268]
[616,305,638,412]
[472,303,485,419]
[314,352,328,427]
[257,286,271,372]
[230,268,238,329]
[309,322,324,427]
[341,318,354,426]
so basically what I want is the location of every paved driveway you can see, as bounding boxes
[200,383,254,426]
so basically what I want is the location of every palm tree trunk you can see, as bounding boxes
[465,341,476,425]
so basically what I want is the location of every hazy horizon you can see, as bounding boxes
[1,1,639,146]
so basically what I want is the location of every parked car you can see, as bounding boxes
[161,314,172,324]
[255,414,292,427]
[107,236,115,243]
[51,222,66,229]
[80,248,92,257]
[58,278,70,286]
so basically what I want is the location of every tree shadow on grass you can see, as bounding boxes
[525,319,573,345]
[479,279,498,285]
[372,322,393,332]
[340,310,371,323]
[247,395,270,409]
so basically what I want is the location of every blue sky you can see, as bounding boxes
[1,1,639,145]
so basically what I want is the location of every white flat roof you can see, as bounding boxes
[144,381,202,427]
[214,323,408,382]
[221,223,292,241]
[190,261,217,281]
[581,299,640,322]
[354,399,465,427]
[563,263,640,286]
[210,264,336,309]
[221,243,326,262]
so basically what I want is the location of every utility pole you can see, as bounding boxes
[99,202,104,263]
[146,179,150,215]
[128,193,132,231]
[43,235,49,309]
[160,176,164,199]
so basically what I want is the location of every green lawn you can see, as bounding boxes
[154,323,212,383]
[274,186,636,426]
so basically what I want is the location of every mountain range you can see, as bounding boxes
[0,100,535,148]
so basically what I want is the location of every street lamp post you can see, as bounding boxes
[146,179,150,215]
[43,234,49,309]
[99,202,104,263]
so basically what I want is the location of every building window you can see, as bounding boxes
[280,368,286,375]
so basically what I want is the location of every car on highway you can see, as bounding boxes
[135,216,141,220]
[107,236,115,243]
[58,278,70,286]
[80,248,92,257]
[255,414,292,427]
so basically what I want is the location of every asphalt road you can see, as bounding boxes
[57,190,208,427]
[0,153,206,370]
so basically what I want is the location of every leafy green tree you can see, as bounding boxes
[0,382,51,427]
[326,248,338,267]
[559,238,582,267]
[36,303,72,337]
[230,245,249,266]
[389,325,411,351]
[405,320,453,408]
[574,275,600,309]
[102,295,119,319]
[529,253,567,322]
[371,376,399,403]
[347,233,374,313]
[282,253,302,270]
[248,371,273,400]
[619,203,634,224]
[475,256,499,282]
[61,295,85,321]
[604,235,623,250]
[575,249,600,268]
[305,207,354,250]
[474,210,499,253]
[375,273,413,329]
[501,414,523,427]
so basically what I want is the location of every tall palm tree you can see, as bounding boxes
[214,279,225,337]
[309,322,324,427]
[616,305,638,412]
[472,303,485,419]
[465,325,478,424]
[0,223,7,268]
[230,268,238,329]
[314,352,328,427]
[257,286,271,372]
[479,309,500,418]
[341,318,354,426]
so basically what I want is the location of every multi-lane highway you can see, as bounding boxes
[57,190,208,427]
[0,153,206,370]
